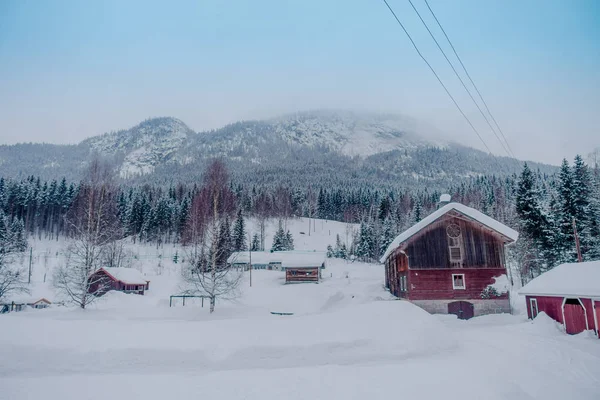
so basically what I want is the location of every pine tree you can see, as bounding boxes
[355,222,375,262]
[379,218,396,257]
[232,209,247,251]
[326,244,334,258]
[555,159,577,263]
[284,230,294,250]
[251,233,261,251]
[412,199,423,224]
[271,223,286,252]
[571,155,596,260]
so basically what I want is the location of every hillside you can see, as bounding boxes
[0,111,556,189]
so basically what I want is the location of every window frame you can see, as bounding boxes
[452,274,466,290]
[529,298,538,319]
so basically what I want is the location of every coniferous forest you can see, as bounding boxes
[1,153,599,288]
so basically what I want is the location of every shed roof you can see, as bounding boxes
[227,251,326,268]
[100,267,148,285]
[380,202,519,263]
[519,261,600,298]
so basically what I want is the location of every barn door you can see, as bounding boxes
[448,301,474,320]
[563,298,587,335]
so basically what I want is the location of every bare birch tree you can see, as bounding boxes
[182,160,240,313]
[53,158,121,308]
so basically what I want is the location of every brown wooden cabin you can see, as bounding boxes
[381,197,518,319]
[285,266,320,284]
[88,267,150,296]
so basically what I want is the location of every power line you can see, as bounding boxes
[422,0,516,158]
[407,0,514,159]
[381,0,494,155]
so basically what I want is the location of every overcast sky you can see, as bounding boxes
[0,0,598,165]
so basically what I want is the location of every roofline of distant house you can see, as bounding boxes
[99,267,149,285]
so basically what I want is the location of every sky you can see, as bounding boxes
[0,0,598,165]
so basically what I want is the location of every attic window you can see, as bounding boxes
[446,223,463,265]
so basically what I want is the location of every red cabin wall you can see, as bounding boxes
[526,295,599,335]
[407,268,508,301]
[526,296,564,323]
[285,267,319,283]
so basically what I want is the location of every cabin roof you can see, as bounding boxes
[100,267,148,285]
[228,251,326,268]
[519,261,600,298]
[380,202,519,263]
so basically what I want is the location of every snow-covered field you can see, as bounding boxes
[2,218,600,400]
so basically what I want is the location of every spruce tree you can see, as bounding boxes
[271,224,286,252]
[232,209,247,251]
[556,159,577,263]
[251,233,261,251]
[284,230,294,250]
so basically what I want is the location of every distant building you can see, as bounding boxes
[227,251,326,279]
[519,261,600,337]
[285,266,320,284]
[381,196,518,319]
[1,297,51,313]
[88,267,150,296]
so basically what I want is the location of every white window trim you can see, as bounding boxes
[529,298,538,319]
[452,274,466,290]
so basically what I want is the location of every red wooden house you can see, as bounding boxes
[88,267,150,296]
[519,261,600,337]
[381,196,518,319]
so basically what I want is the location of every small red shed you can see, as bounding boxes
[519,261,600,337]
[88,267,150,296]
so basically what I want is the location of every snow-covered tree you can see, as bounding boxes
[355,222,375,262]
[232,209,247,251]
[251,233,261,251]
[0,212,29,301]
[181,160,241,313]
[54,159,121,309]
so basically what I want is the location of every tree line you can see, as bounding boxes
[1,153,599,305]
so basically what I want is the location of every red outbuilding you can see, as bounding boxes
[88,267,150,296]
[519,261,600,337]
[381,196,519,319]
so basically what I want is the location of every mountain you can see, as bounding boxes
[82,117,195,178]
[0,110,554,189]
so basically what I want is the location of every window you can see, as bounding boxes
[452,274,465,290]
[447,223,463,265]
[400,275,407,292]
[529,298,538,319]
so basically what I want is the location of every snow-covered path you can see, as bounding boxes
[1,261,599,400]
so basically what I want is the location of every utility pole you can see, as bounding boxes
[573,218,583,263]
[249,231,252,287]
[28,247,33,284]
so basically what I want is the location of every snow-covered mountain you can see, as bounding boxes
[81,117,195,178]
[0,110,553,187]
[269,110,445,157]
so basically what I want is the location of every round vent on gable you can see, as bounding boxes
[446,223,461,238]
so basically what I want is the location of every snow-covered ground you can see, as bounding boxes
[2,218,600,400]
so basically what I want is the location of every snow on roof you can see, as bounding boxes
[519,261,600,298]
[101,267,148,285]
[380,202,519,263]
[439,194,451,203]
[228,251,326,268]
[5,297,51,305]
